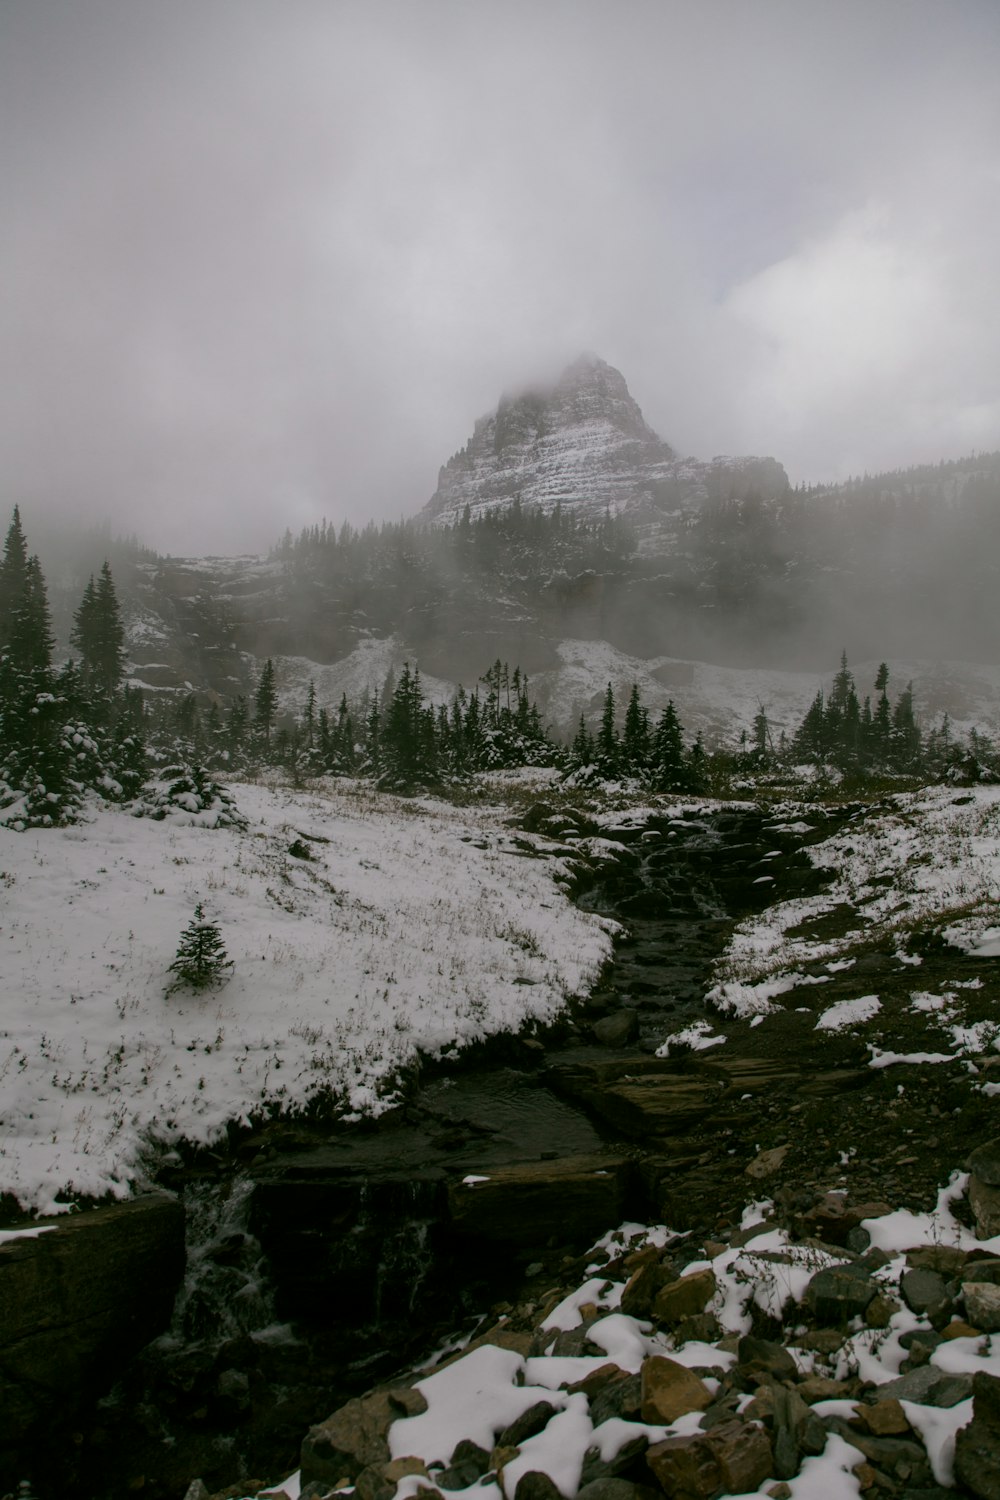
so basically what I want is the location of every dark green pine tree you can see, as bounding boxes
[254,659,277,750]
[70,561,126,702]
[571,713,594,768]
[167,903,233,992]
[621,684,650,773]
[596,683,619,773]
[651,700,686,789]
[793,690,827,762]
[382,662,430,782]
[0,507,29,668]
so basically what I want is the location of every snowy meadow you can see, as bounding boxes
[0,777,617,1215]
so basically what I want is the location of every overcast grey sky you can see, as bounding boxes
[2,0,999,554]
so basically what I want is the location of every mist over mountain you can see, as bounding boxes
[23,353,1000,747]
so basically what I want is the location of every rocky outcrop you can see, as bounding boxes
[421,354,787,540]
[0,1193,185,1464]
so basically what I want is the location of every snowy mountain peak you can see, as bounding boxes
[421,355,786,540]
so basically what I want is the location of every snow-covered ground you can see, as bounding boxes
[532,640,1000,745]
[710,784,1000,1016]
[0,777,617,1216]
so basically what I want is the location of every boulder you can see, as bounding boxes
[620,1260,676,1318]
[969,1141,1000,1187]
[639,1356,713,1424]
[646,1420,773,1498]
[651,1269,716,1326]
[0,1194,185,1456]
[593,1011,640,1048]
[964,1282,1000,1333]
[900,1268,954,1326]
[447,1155,633,1247]
[970,1177,1000,1240]
[803,1262,879,1325]
[956,1372,1000,1500]
[300,1387,427,1486]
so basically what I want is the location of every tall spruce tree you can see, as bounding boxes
[254,659,277,748]
[71,561,126,698]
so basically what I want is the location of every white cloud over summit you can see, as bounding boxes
[1,0,998,551]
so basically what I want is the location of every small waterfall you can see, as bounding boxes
[163,1171,284,1348]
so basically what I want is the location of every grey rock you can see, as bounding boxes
[964,1259,1000,1285]
[970,1141,1000,1188]
[970,1178,1000,1240]
[498,1401,560,1448]
[593,1010,640,1048]
[878,1365,974,1406]
[955,1372,1000,1499]
[964,1282,1000,1332]
[578,1435,650,1488]
[901,1269,953,1324]
[590,1373,642,1427]
[0,1194,185,1453]
[804,1262,880,1325]
[577,1481,659,1500]
[514,1472,564,1500]
[736,1335,798,1383]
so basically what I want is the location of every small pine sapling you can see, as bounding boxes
[167,903,233,993]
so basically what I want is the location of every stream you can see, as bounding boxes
[48,800,843,1500]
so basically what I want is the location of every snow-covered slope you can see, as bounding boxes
[421,354,787,537]
[0,779,616,1215]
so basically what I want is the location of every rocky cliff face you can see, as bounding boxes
[422,353,788,544]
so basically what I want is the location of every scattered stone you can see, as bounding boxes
[639,1356,713,1424]
[578,1435,650,1488]
[565,1363,627,1399]
[593,1011,640,1048]
[797,1376,853,1403]
[907,1245,970,1276]
[590,1373,642,1428]
[356,1458,430,1500]
[864,1291,901,1329]
[673,1313,722,1345]
[970,1177,1000,1241]
[651,1268,716,1326]
[854,1399,910,1436]
[900,1268,954,1326]
[746,1146,790,1180]
[943,1319,982,1339]
[646,1419,773,1499]
[577,1481,659,1500]
[498,1402,560,1448]
[954,1371,1000,1500]
[513,1472,563,1500]
[878,1366,974,1406]
[964,1282,1000,1333]
[620,1260,675,1318]
[300,1388,428,1486]
[969,1141,1000,1187]
[804,1262,879,1325]
[736,1335,798,1384]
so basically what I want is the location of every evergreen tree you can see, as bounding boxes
[71,561,126,698]
[254,659,277,748]
[596,683,619,772]
[622,684,650,772]
[167,903,233,992]
[651,700,686,789]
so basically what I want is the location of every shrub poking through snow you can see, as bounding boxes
[167,903,234,993]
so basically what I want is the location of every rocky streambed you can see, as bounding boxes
[4,795,999,1500]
